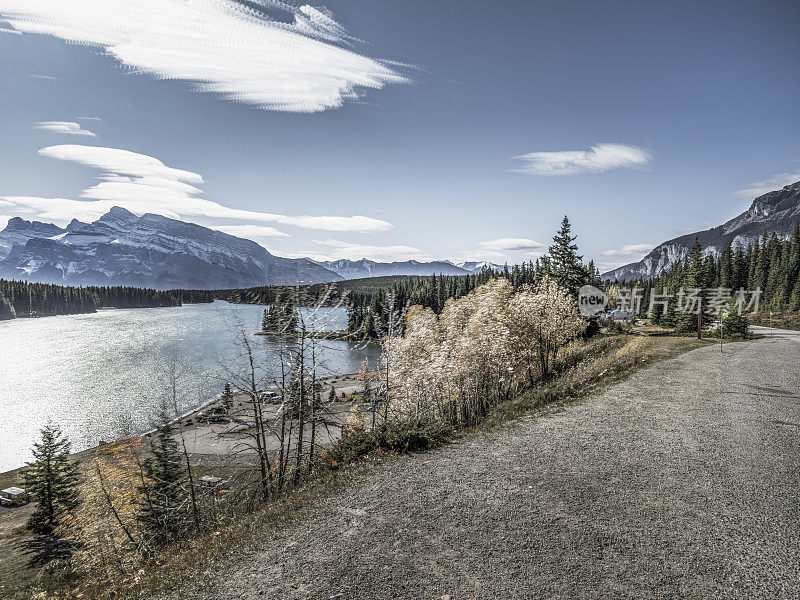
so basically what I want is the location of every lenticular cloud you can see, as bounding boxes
[0,0,407,112]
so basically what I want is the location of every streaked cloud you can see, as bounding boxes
[39,145,203,184]
[34,121,97,137]
[448,237,546,264]
[0,0,408,113]
[0,25,20,34]
[303,239,431,262]
[478,237,544,252]
[0,144,393,232]
[209,224,290,239]
[449,250,510,264]
[26,74,61,80]
[511,143,651,176]
[735,169,800,198]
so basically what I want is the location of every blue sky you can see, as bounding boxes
[0,0,799,271]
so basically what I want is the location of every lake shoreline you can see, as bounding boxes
[1,301,381,473]
[0,369,368,482]
[255,329,363,340]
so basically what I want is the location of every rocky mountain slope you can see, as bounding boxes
[0,207,339,289]
[603,181,800,280]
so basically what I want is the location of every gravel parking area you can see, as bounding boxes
[189,331,800,600]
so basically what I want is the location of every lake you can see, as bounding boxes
[0,301,380,472]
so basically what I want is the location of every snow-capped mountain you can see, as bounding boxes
[0,207,516,289]
[602,181,800,281]
[0,207,339,289]
[0,218,66,260]
[315,258,471,279]
[455,261,506,274]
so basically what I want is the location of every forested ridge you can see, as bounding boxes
[614,222,800,324]
[0,279,212,321]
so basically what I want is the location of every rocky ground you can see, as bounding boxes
[184,328,800,600]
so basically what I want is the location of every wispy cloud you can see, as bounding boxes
[209,224,289,239]
[449,250,510,264]
[735,168,800,198]
[448,237,546,264]
[26,74,61,80]
[34,121,97,137]
[478,237,544,252]
[0,26,20,35]
[0,0,408,113]
[299,239,431,262]
[511,143,651,176]
[0,144,393,232]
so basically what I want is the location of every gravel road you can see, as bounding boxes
[193,330,800,600]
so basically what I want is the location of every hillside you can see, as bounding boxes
[603,181,800,280]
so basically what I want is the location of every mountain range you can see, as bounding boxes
[0,208,499,288]
[0,207,340,288]
[313,258,498,279]
[603,181,800,281]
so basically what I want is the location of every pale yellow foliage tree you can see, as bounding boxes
[384,277,586,428]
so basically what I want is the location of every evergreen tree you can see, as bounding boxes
[21,424,81,565]
[722,300,749,338]
[137,418,188,548]
[674,238,707,333]
[548,216,588,296]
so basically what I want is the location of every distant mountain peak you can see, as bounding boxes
[602,180,800,281]
[0,209,338,288]
[3,216,63,231]
[97,206,138,223]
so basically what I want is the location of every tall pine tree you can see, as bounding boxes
[137,418,188,549]
[548,216,588,296]
[674,238,708,333]
[21,424,81,565]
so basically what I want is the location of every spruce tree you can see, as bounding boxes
[675,238,707,333]
[137,418,188,548]
[548,216,588,296]
[25,425,81,535]
[21,424,81,565]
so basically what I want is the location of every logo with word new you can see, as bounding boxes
[578,285,608,316]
